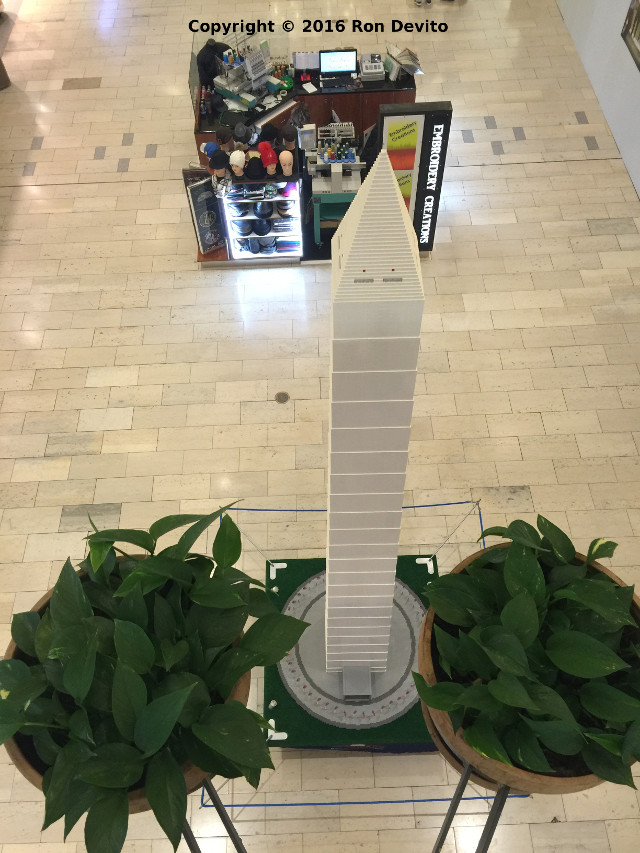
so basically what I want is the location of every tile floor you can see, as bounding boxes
[1,0,640,850]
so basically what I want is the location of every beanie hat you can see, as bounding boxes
[281,124,297,143]
[208,149,229,170]
[244,157,267,180]
[258,122,279,144]
[258,142,278,167]
[200,141,219,157]
[229,150,246,169]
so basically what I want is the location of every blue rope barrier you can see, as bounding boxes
[201,792,529,809]
[225,501,478,513]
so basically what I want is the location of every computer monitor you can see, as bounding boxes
[319,49,357,75]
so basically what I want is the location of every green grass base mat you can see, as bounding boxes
[264,555,439,751]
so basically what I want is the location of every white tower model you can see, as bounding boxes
[326,150,425,696]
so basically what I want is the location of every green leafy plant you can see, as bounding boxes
[414,515,640,788]
[0,506,308,852]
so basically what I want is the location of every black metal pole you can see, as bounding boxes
[202,777,249,853]
[432,761,472,853]
[475,784,510,853]
[182,819,203,853]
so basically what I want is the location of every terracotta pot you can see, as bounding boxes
[3,572,253,814]
[418,545,640,795]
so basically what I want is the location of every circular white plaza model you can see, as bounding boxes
[278,572,426,729]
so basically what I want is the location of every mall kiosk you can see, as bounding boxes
[186,40,419,264]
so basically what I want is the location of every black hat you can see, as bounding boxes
[209,150,229,170]
[248,238,261,254]
[253,201,274,219]
[234,122,255,144]
[227,201,247,217]
[244,157,267,180]
[281,124,297,143]
[258,122,279,143]
[276,200,294,217]
[230,219,253,237]
[252,218,271,236]
[234,239,249,252]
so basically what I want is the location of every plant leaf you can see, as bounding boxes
[145,749,187,851]
[585,731,624,756]
[154,672,210,728]
[525,683,579,727]
[247,588,279,617]
[116,583,148,629]
[478,526,509,541]
[504,723,553,773]
[536,515,575,563]
[581,741,636,788]
[457,631,496,681]
[63,780,102,841]
[506,519,543,550]
[192,701,274,770]
[239,612,309,666]
[50,559,94,627]
[112,662,147,742]
[134,685,195,756]
[87,528,155,554]
[169,503,237,561]
[545,630,630,678]
[190,574,247,609]
[503,543,546,605]
[90,540,113,574]
[114,619,155,674]
[586,538,617,565]
[522,717,584,755]
[154,593,177,642]
[470,626,531,677]
[487,672,540,711]
[622,719,640,763]
[212,513,242,569]
[61,631,98,703]
[78,743,145,788]
[500,592,539,648]
[553,579,636,629]
[42,740,94,831]
[433,625,463,677]
[580,682,640,723]
[11,611,40,657]
[148,513,209,543]
[463,718,512,765]
[84,790,129,853]
[412,673,465,710]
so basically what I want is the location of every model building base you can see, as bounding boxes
[264,556,439,750]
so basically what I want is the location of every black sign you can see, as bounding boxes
[378,102,452,252]
[183,168,226,255]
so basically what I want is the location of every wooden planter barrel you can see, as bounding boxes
[418,545,640,795]
[3,574,253,814]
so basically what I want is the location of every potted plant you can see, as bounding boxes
[0,505,308,852]
[414,515,640,793]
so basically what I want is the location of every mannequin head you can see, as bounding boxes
[229,150,246,177]
[279,149,294,177]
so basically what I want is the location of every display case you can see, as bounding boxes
[221,179,303,260]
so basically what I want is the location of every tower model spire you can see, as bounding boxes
[326,149,426,695]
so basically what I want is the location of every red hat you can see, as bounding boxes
[258,142,278,167]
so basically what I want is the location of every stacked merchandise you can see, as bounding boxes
[276,238,301,253]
